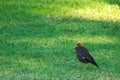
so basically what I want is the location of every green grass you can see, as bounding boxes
[0,0,120,80]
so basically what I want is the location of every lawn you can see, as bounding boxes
[0,0,120,80]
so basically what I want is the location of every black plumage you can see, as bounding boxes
[75,43,98,68]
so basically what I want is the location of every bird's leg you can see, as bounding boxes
[83,64,86,70]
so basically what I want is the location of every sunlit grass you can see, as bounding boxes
[71,5,120,21]
[8,35,118,46]
[0,0,120,80]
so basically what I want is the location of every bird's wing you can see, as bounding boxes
[75,46,98,67]
[76,47,88,61]
[77,53,86,59]
[80,47,98,67]
[76,47,95,63]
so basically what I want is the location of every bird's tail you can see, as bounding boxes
[92,61,99,68]
[89,56,99,68]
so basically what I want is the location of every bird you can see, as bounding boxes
[75,43,98,69]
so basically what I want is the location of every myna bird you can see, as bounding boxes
[75,43,98,69]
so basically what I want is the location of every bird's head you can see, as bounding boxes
[77,43,82,46]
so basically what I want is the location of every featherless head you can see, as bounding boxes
[77,43,82,46]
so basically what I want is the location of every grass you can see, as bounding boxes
[0,0,120,80]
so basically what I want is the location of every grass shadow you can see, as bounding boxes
[107,0,120,6]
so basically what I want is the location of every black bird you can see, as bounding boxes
[75,43,98,69]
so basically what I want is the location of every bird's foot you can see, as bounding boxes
[83,64,86,70]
